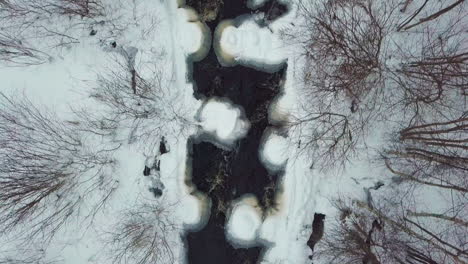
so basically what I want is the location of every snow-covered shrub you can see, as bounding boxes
[0,92,118,243]
[106,202,177,264]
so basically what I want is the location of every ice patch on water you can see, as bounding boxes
[198,98,250,146]
[225,195,263,248]
[260,129,289,172]
[215,18,286,73]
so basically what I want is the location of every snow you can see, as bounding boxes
[216,17,287,72]
[0,0,205,262]
[178,192,211,230]
[198,98,251,146]
[226,195,263,248]
[1,0,464,263]
[260,129,289,171]
[175,8,212,59]
[208,2,396,263]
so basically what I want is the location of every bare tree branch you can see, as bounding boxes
[0,92,119,243]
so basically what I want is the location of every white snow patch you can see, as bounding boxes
[260,130,289,171]
[175,8,201,53]
[199,98,250,145]
[226,195,263,248]
[215,18,287,72]
[176,8,211,60]
[178,193,210,228]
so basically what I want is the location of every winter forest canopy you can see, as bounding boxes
[0,0,467,263]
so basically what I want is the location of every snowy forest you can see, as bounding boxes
[0,0,466,263]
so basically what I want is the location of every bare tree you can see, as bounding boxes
[384,115,468,193]
[390,11,468,119]
[86,55,190,152]
[315,198,468,264]
[1,0,103,19]
[0,248,61,264]
[314,199,398,264]
[320,115,468,263]
[291,1,468,262]
[288,111,358,170]
[106,202,177,264]
[0,32,50,65]
[287,0,467,169]
[0,258,58,264]
[298,0,391,104]
[0,92,119,243]
[0,0,104,65]
[286,0,398,170]
[398,0,465,31]
[314,116,468,263]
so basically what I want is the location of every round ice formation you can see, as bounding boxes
[179,193,211,231]
[260,131,288,170]
[180,22,203,53]
[226,197,263,247]
[216,18,286,72]
[181,194,202,225]
[199,99,250,145]
[176,8,211,60]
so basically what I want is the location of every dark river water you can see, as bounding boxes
[184,1,288,263]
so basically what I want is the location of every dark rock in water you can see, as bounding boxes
[307,213,326,256]
[149,187,163,197]
[160,137,169,154]
[143,166,151,176]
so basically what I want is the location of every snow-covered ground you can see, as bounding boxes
[0,0,206,262]
[0,0,384,262]
[1,0,465,263]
